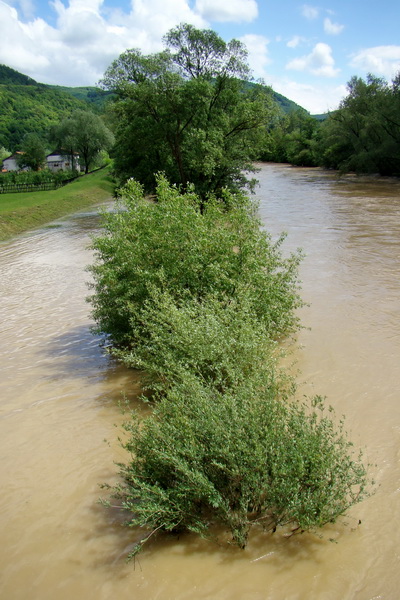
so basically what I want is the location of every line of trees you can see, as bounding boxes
[89,25,370,558]
[1,110,114,175]
[318,73,400,175]
[263,73,400,176]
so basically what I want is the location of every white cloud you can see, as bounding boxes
[286,42,340,77]
[6,0,34,19]
[0,2,51,71]
[301,4,319,20]
[240,33,270,77]
[323,17,344,35]
[287,35,304,49]
[350,46,400,80]
[195,0,258,23]
[0,0,207,86]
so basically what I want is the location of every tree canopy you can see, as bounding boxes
[51,110,114,173]
[101,23,276,196]
[16,133,47,171]
[318,73,400,175]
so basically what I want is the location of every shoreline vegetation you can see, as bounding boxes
[0,166,114,241]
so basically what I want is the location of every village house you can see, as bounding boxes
[46,150,80,173]
[1,152,29,172]
[1,150,80,173]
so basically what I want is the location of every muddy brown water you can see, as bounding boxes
[1,163,399,599]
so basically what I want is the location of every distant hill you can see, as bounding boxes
[0,64,38,87]
[312,113,329,121]
[271,89,308,115]
[0,64,322,152]
[0,65,98,151]
[48,85,115,111]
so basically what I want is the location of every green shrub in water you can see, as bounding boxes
[109,373,369,557]
[117,288,286,394]
[90,174,370,557]
[88,173,303,349]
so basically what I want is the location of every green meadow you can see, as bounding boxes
[0,167,114,241]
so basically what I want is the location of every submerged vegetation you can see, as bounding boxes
[84,24,372,560]
[89,175,370,557]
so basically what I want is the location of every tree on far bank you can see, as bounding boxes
[260,109,320,166]
[101,23,276,197]
[318,72,400,175]
[51,110,114,173]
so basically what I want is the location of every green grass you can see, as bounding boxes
[0,167,115,241]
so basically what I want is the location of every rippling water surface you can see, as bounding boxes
[1,165,400,599]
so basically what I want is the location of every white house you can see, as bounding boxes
[46,151,80,172]
[2,152,28,172]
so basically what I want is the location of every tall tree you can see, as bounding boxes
[17,133,47,171]
[51,110,114,173]
[101,23,276,196]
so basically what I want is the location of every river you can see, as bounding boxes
[1,163,399,599]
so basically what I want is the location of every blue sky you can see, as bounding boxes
[1,0,400,113]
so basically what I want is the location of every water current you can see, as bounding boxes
[1,163,399,599]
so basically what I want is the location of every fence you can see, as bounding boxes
[0,177,78,194]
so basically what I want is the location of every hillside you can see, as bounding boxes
[271,89,308,114]
[48,85,115,111]
[0,65,95,151]
[0,64,317,153]
[56,82,303,116]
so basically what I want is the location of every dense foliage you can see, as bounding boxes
[318,73,400,175]
[261,109,320,166]
[0,65,91,151]
[90,177,370,556]
[88,174,302,349]
[265,72,400,176]
[101,24,276,196]
[114,377,368,555]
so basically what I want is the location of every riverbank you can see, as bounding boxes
[0,166,115,241]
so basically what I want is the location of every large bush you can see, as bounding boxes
[88,174,302,349]
[110,374,369,556]
[118,288,281,394]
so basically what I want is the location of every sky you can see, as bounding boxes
[1,0,400,114]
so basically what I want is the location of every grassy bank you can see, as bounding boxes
[0,167,115,241]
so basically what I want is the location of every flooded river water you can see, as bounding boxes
[1,163,400,599]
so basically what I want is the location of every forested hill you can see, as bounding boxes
[0,64,38,86]
[47,85,115,111]
[57,82,304,116]
[271,89,307,114]
[0,64,311,152]
[0,65,101,151]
